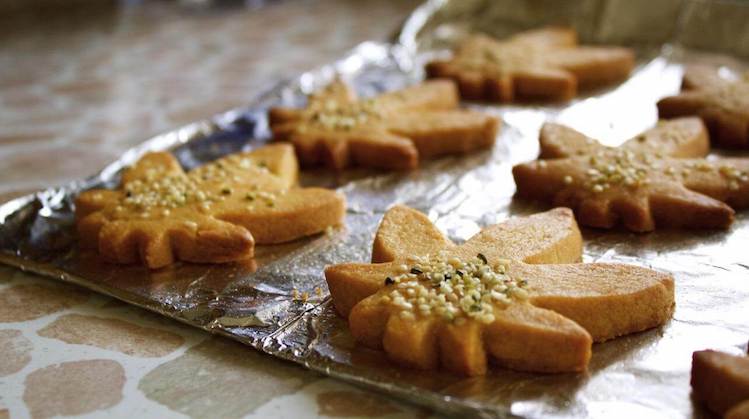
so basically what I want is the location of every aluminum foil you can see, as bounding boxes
[2,0,749,417]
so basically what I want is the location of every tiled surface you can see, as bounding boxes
[0,1,432,417]
[0,0,419,202]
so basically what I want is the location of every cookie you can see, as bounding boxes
[658,65,749,148]
[426,27,634,102]
[269,79,499,170]
[727,401,749,419]
[513,117,749,232]
[692,350,749,417]
[76,144,346,269]
[325,206,674,376]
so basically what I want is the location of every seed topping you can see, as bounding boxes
[381,253,529,324]
[308,99,382,131]
[718,164,749,190]
[119,157,276,213]
[584,149,651,193]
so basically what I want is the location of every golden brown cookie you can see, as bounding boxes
[76,144,346,269]
[426,27,634,102]
[692,350,749,417]
[658,65,749,148]
[513,117,749,232]
[325,206,674,376]
[727,400,749,419]
[269,79,499,170]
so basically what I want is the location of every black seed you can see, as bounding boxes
[456,270,464,277]
[221,188,231,195]
[444,274,451,280]
[477,253,488,264]
[125,191,132,197]
[384,277,395,286]
[410,268,422,275]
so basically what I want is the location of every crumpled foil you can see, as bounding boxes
[2,0,749,417]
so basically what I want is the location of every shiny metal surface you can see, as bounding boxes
[1,1,748,417]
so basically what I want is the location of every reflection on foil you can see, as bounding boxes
[1,0,749,417]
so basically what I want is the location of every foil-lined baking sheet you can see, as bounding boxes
[2,0,749,417]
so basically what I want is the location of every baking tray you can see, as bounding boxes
[2,0,749,417]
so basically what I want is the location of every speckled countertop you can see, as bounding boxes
[0,1,433,417]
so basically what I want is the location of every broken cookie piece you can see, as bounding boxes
[692,350,749,418]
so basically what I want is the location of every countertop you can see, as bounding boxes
[0,1,432,417]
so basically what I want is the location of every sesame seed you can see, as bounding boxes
[381,255,526,325]
[399,311,415,320]
[696,162,712,171]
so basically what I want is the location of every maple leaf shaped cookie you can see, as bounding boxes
[426,27,635,102]
[658,65,749,148]
[512,117,749,232]
[76,144,346,269]
[269,79,499,170]
[691,350,749,417]
[325,206,674,376]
